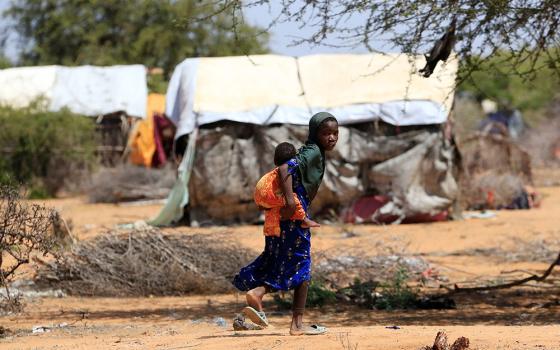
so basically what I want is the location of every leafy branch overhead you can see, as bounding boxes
[2,0,269,76]
[215,0,560,79]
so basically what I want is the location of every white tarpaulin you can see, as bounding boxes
[166,53,458,138]
[0,65,147,118]
[0,66,58,108]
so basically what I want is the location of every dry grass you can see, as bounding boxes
[34,228,253,296]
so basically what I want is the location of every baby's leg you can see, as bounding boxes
[290,195,320,228]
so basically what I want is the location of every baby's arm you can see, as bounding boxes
[278,163,296,219]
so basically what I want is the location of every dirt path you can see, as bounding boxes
[3,187,560,349]
[3,294,560,349]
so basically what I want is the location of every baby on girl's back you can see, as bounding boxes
[254,142,320,236]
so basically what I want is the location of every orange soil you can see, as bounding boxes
[2,188,560,349]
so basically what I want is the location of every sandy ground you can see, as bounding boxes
[2,187,560,349]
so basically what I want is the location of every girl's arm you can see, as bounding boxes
[278,163,296,219]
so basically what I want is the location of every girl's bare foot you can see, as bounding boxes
[301,218,320,229]
[289,313,326,335]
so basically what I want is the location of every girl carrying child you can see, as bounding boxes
[254,141,320,236]
[233,112,339,335]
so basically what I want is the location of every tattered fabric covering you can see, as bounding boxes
[166,54,458,138]
[187,122,459,225]
[0,65,147,118]
[459,134,533,209]
[129,94,166,167]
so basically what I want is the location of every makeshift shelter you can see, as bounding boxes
[0,65,148,165]
[459,133,535,210]
[150,53,459,226]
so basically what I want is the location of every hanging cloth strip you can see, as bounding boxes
[148,127,198,226]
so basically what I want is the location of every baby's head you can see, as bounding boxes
[274,142,297,166]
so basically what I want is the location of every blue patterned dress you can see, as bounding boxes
[233,158,311,291]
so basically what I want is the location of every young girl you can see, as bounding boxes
[233,112,339,335]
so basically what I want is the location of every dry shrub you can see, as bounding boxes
[314,254,430,289]
[88,164,175,203]
[0,185,60,313]
[35,228,253,296]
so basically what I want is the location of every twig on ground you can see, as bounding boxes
[442,253,560,294]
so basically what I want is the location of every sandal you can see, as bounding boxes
[289,324,327,336]
[233,314,264,331]
[242,306,269,327]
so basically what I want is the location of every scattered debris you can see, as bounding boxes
[191,317,230,329]
[232,314,264,331]
[462,211,496,219]
[32,323,68,334]
[115,220,151,230]
[422,331,470,350]
[432,331,448,350]
[385,325,401,330]
[0,326,11,338]
[451,337,470,350]
[212,317,227,328]
[32,325,50,334]
[341,230,360,238]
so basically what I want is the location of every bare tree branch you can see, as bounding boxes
[442,252,560,294]
[207,0,560,79]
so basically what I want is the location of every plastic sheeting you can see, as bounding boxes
[166,54,458,138]
[183,123,459,225]
[0,65,147,118]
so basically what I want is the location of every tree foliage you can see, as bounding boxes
[0,104,96,197]
[0,54,11,69]
[3,0,269,75]
[221,1,560,79]
[459,51,560,113]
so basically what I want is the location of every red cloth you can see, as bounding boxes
[342,195,448,224]
[152,113,175,167]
